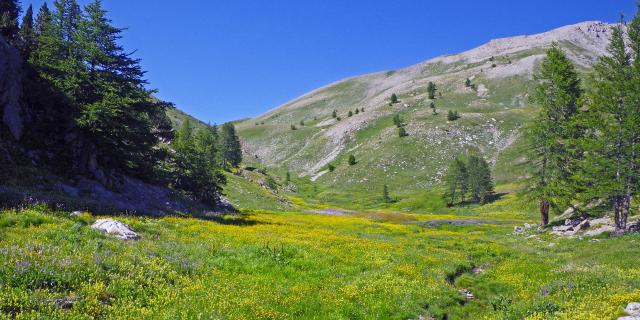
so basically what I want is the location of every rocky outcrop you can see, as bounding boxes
[618,302,640,320]
[0,35,24,140]
[91,219,139,240]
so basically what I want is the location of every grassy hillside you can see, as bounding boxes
[2,202,639,319]
[234,22,613,210]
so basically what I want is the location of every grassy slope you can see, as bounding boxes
[1,203,639,319]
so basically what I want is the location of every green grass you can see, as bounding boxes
[2,199,639,319]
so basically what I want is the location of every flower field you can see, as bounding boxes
[1,205,639,319]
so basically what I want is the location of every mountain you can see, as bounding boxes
[233,21,614,209]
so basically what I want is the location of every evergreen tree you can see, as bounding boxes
[19,4,36,56]
[383,185,393,203]
[398,127,408,137]
[465,78,471,88]
[348,111,353,117]
[172,120,226,205]
[430,102,437,115]
[444,157,468,205]
[332,110,337,118]
[285,171,291,183]
[390,93,398,104]
[427,82,437,99]
[348,155,356,166]
[526,44,582,226]
[291,124,297,130]
[0,0,20,40]
[355,108,360,115]
[467,154,493,204]
[579,20,640,231]
[221,122,242,168]
[393,114,404,127]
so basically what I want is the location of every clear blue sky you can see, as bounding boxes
[22,1,636,124]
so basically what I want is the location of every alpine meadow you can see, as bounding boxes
[2,1,640,319]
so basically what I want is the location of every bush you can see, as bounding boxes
[291,124,297,130]
[398,127,408,137]
[390,93,398,104]
[348,111,353,117]
[328,163,336,172]
[348,155,357,166]
[447,110,460,121]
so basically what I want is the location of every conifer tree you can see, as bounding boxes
[444,157,468,205]
[221,122,242,168]
[19,4,36,56]
[427,82,437,99]
[526,44,582,226]
[579,20,640,231]
[0,0,20,40]
[398,127,408,137]
[348,155,356,166]
[467,154,493,204]
[348,111,353,117]
[390,93,398,104]
[383,185,392,203]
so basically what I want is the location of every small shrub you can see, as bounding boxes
[291,124,297,130]
[398,127,408,137]
[390,93,398,104]
[348,155,357,166]
[327,163,336,172]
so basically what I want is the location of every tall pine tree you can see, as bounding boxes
[0,0,20,41]
[526,44,582,226]
[221,122,242,168]
[580,20,639,231]
[19,4,36,56]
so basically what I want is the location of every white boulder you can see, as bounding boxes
[585,225,616,237]
[91,219,139,240]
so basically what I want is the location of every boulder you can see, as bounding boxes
[552,225,574,232]
[589,217,612,227]
[574,219,590,232]
[626,302,640,316]
[585,225,616,237]
[627,221,640,233]
[91,219,139,240]
[513,226,525,234]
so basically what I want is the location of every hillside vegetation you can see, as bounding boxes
[235,22,613,209]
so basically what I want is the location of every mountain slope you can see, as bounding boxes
[235,21,614,207]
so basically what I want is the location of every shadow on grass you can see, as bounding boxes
[447,193,508,207]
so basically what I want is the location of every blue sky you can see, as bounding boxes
[22,1,636,124]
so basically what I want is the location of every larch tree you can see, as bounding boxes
[526,44,582,226]
[0,0,20,41]
[580,20,640,231]
[221,122,242,168]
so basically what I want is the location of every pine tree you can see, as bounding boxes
[19,4,36,56]
[465,78,471,88]
[348,155,356,166]
[447,110,456,121]
[427,82,437,99]
[0,0,20,40]
[467,154,493,204]
[348,111,353,117]
[579,20,640,231]
[383,185,393,203]
[393,114,404,127]
[332,110,337,118]
[285,171,291,183]
[444,157,468,205]
[430,102,437,115]
[221,122,242,168]
[398,127,408,137]
[526,44,582,226]
[291,124,297,130]
[355,108,360,115]
[390,93,398,104]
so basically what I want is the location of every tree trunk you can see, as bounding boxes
[613,197,624,232]
[540,199,550,226]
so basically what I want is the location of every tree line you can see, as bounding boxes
[527,14,640,232]
[0,0,241,206]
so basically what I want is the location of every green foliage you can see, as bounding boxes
[444,156,468,205]
[291,124,297,130]
[299,120,304,126]
[0,0,20,40]
[285,171,291,183]
[332,110,337,118]
[392,114,404,128]
[447,110,460,121]
[348,111,353,117]
[264,175,278,190]
[327,163,336,172]
[355,108,360,115]
[427,81,437,99]
[382,185,393,203]
[398,127,408,138]
[467,154,494,204]
[170,120,226,206]
[465,78,472,87]
[526,44,582,225]
[221,123,242,169]
[348,155,357,166]
[577,20,640,230]
[19,4,35,55]
[390,93,398,104]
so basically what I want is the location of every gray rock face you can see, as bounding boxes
[585,225,616,237]
[618,302,640,320]
[0,35,24,140]
[91,219,139,240]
